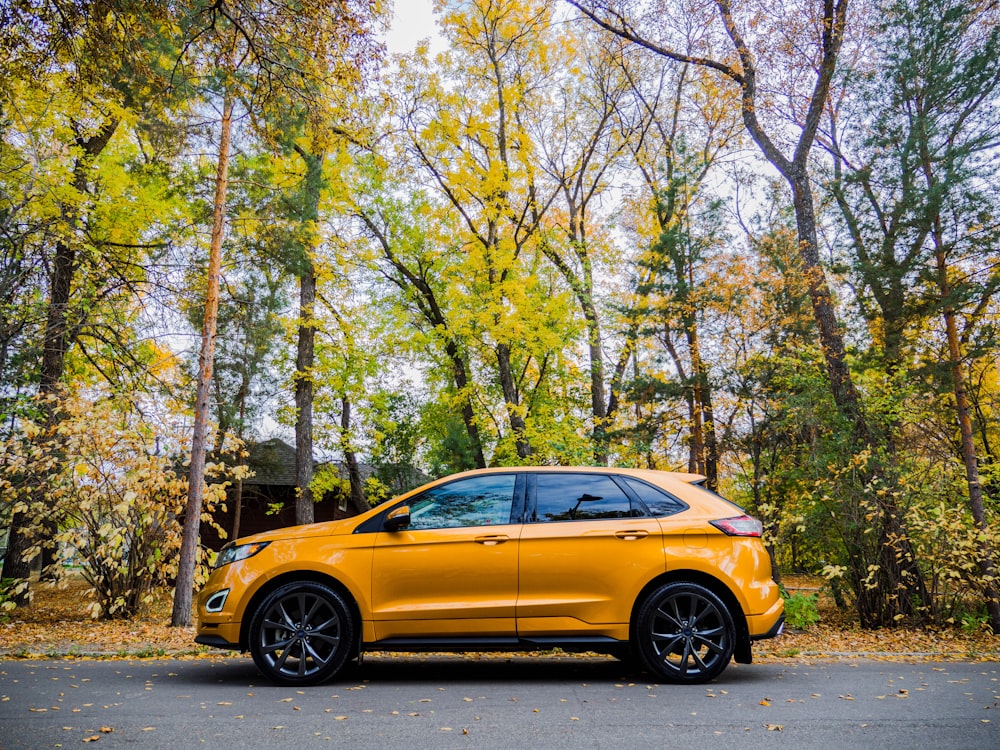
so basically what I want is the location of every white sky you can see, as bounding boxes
[384,0,443,54]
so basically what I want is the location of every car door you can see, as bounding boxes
[370,472,523,640]
[516,472,665,637]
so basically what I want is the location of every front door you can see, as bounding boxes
[371,473,522,639]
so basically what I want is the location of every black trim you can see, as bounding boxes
[512,472,528,523]
[363,636,625,654]
[195,634,241,650]
[750,614,785,641]
[353,508,388,534]
[525,472,538,522]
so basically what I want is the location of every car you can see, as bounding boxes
[195,466,783,685]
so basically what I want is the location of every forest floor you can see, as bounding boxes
[1,574,998,662]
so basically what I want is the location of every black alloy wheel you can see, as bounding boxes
[249,581,355,686]
[635,581,736,684]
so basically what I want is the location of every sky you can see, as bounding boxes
[384,0,443,54]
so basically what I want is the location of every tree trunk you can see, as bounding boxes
[496,341,533,459]
[936,251,1000,632]
[231,478,243,541]
[340,396,369,516]
[293,144,325,526]
[445,340,488,468]
[171,92,232,627]
[295,256,316,525]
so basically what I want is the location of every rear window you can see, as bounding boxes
[622,477,687,517]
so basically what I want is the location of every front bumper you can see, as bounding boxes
[194,633,241,650]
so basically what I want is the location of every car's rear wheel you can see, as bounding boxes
[635,582,735,684]
[249,581,355,686]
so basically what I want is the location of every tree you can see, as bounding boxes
[0,0,180,597]
[612,35,742,484]
[402,0,570,461]
[569,0,932,626]
[168,0,387,626]
[891,0,1000,630]
[531,27,634,464]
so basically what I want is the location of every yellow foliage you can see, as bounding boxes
[0,391,241,620]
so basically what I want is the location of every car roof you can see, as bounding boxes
[429,466,707,484]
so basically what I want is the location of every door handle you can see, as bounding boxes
[614,530,649,541]
[475,534,510,545]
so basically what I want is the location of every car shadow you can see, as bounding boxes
[174,652,767,688]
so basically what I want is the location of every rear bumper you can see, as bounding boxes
[747,595,785,640]
[750,613,785,641]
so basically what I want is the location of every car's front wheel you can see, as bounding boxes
[635,582,735,684]
[249,581,355,686]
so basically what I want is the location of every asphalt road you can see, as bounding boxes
[1,655,998,749]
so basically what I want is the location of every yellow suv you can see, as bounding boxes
[196,467,783,685]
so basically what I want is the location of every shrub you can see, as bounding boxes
[783,590,821,630]
[1,392,240,619]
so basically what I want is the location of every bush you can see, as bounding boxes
[783,590,821,630]
[0,392,239,619]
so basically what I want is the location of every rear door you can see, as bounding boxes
[516,472,665,636]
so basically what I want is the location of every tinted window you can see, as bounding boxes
[534,473,635,522]
[406,474,517,530]
[623,477,687,517]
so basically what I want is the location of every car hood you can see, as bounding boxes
[232,516,361,545]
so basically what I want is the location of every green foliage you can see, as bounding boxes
[782,591,821,630]
[363,476,391,507]
[309,463,351,502]
[959,607,992,635]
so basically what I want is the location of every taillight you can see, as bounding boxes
[710,515,763,537]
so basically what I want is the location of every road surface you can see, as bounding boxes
[1,655,998,749]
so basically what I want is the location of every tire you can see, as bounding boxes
[634,582,735,684]
[249,581,355,686]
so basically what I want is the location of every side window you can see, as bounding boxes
[534,473,634,522]
[623,477,687,517]
[406,474,517,530]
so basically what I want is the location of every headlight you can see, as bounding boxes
[214,541,270,569]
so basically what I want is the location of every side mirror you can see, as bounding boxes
[384,505,410,531]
